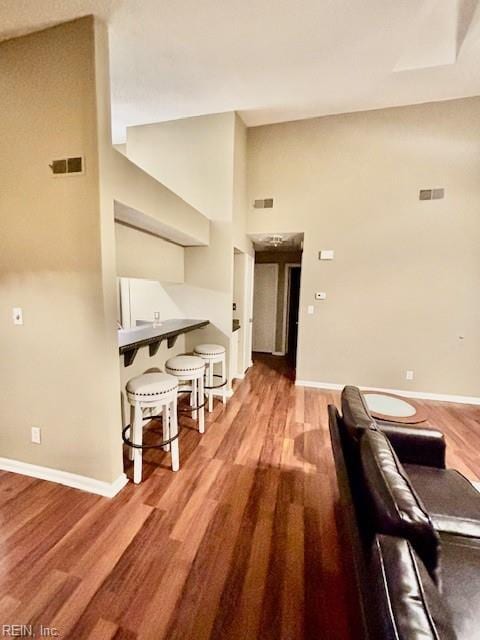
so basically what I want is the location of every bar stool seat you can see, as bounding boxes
[125,371,179,484]
[126,372,178,399]
[164,355,205,375]
[193,343,227,413]
[193,344,225,357]
[165,355,206,433]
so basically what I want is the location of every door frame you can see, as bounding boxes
[253,262,279,353]
[233,249,255,376]
[282,263,301,355]
[244,253,255,368]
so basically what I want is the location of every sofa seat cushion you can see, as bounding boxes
[361,430,441,585]
[369,535,456,640]
[405,465,480,538]
[440,533,480,640]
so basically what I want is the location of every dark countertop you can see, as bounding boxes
[118,318,209,366]
[232,319,241,332]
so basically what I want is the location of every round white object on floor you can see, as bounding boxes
[363,393,416,418]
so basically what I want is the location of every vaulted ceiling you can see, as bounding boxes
[2,0,480,142]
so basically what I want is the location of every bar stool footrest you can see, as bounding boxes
[205,373,228,390]
[122,422,179,450]
[177,389,208,412]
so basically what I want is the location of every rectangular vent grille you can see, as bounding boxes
[253,198,274,209]
[419,188,444,201]
[50,157,84,176]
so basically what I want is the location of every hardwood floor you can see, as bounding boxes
[0,354,479,639]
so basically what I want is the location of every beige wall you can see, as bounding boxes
[233,115,254,256]
[0,18,124,483]
[111,149,210,247]
[181,221,235,375]
[93,20,195,438]
[232,117,254,375]
[248,97,480,397]
[255,250,303,353]
[115,223,184,283]
[123,113,253,385]
[126,113,235,221]
[98,51,211,252]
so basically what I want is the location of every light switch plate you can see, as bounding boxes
[13,307,23,325]
[307,305,314,315]
[319,250,334,260]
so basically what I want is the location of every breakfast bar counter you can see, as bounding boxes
[118,318,209,367]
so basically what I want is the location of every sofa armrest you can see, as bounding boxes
[377,422,446,469]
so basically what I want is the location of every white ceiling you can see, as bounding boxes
[2,0,480,143]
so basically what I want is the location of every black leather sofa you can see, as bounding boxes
[329,386,480,640]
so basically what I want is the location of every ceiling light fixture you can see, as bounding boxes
[267,234,284,247]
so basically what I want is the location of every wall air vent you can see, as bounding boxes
[419,189,432,200]
[419,188,444,201]
[49,156,84,176]
[253,198,274,209]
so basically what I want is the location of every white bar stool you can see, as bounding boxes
[165,355,206,433]
[193,344,227,412]
[124,372,179,484]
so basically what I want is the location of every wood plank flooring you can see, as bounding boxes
[0,354,479,639]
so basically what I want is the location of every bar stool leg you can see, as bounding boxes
[162,404,170,452]
[221,354,227,405]
[132,402,143,484]
[128,405,135,461]
[208,362,214,412]
[170,399,180,472]
[191,379,198,419]
[198,374,205,434]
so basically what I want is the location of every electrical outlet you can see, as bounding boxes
[12,307,23,325]
[31,427,41,444]
[315,292,327,300]
[405,370,414,381]
[307,305,314,315]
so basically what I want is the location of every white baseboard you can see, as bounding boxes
[295,380,344,391]
[294,380,480,406]
[272,351,286,356]
[0,457,128,498]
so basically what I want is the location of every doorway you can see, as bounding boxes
[286,265,301,365]
[232,248,255,378]
[250,232,303,371]
[252,263,278,353]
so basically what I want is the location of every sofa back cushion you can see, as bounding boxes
[369,535,456,640]
[341,385,376,442]
[360,429,441,586]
